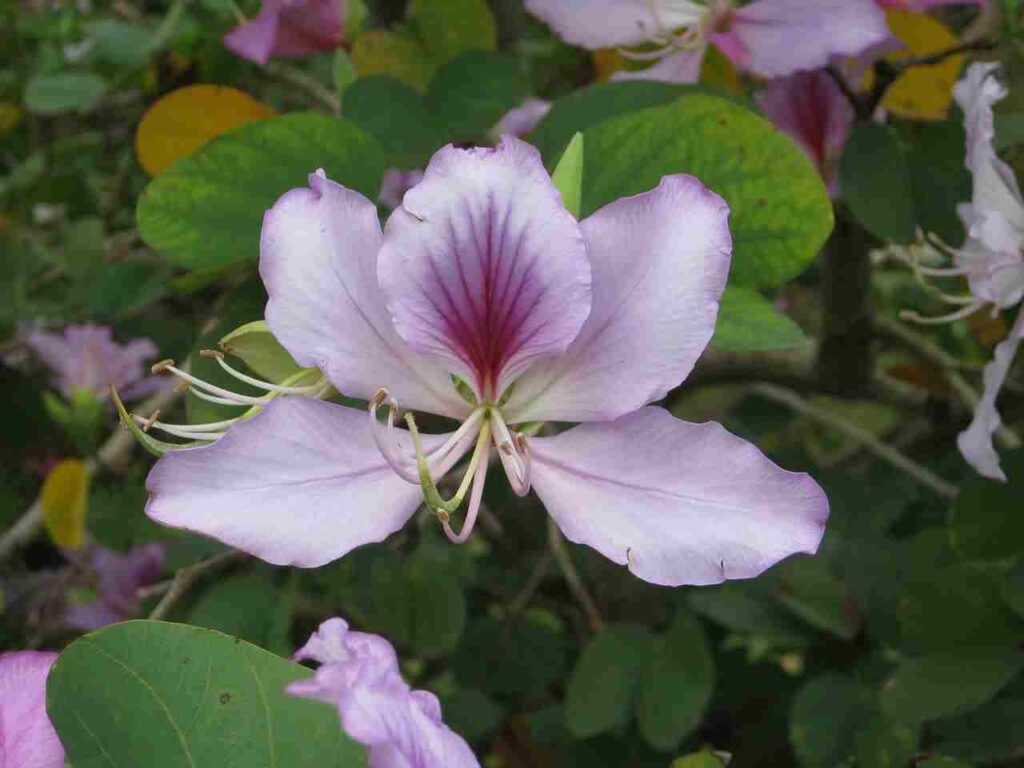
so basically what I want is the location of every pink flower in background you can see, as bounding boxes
[379,169,426,210]
[25,324,160,402]
[224,0,346,65]
[493,98,552,138]
[756,71,854,196]
[145,137,827,587]
[288,618,479,767]
[64,543,165,631]
[0,651,65,768]
[526,0,890,83]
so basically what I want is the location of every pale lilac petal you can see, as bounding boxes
[65,543,165,631]
[504,175,730,423]
[494,99,552,139]
[377,138,591,402]
[611,47,706,84]
[727,0,890,78]
[756,71,854,196]
[958,308,1024,481]
[288,619,480,768]
[524,0,708,48]
[0,651,65,768]
[877,0,981,8]
[261,170,468,418]
[529,407,829,587]
[224,0,344,65]
[379,169,425,210]
[146,398,459,568]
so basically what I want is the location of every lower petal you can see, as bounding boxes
[958,308,1024,481]
[0,651,65,768]
[612,47,706,84]
[529,407,828,587]
[146,398,458,568]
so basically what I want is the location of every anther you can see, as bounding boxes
[152,359,175,374]
[142,410,161,432]
[199,349,224,359]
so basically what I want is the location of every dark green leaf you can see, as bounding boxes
[951,449,1024,562]
[689,582,811,648]
[711,285,808,352]
[767,557,859,641]
[453,614,568,695]
[408,0,496,64]
[24,73,107,115]
[790,673,868,768]
[425,52,527,142]
[439,688,504,741]
[840,123,917,244]
[343,76,444,169]
[905,118,970,244]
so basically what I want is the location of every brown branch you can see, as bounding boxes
[547,518,605,634]
[147,550,247,621]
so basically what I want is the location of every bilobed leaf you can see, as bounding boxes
[425,52,528,143]
[408,0,497,64]
[219,320,304,384]
[135,85,275,177]
[137,113,383,269]
[342,76,444,169]
[551,132,584,219]
[880,652,1024,724]
[46,620,367,767]
[41,459,89,550]
[711,285,808,352]
[840,122,917,244]
[566,623,655,739]
[582,94,833,288]
[636,609,714,751]
[24,73,107,115]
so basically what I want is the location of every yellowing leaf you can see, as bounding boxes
[700,45,741,95]
[135,85,275,177]
[0,101,22,135]
[880,9,965,121]
[593,49,628,82]
[351,29,435,92]
[41,459,89,550]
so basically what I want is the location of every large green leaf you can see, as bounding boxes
[711,285,808,352]
[342,76,445,169]
[950,449,1024,562]
[137,113,383,269]
[452,614,569,696]
[408,0,496,64]
[581,94,833,288]
[840,122,917,244]
[425,52,528,143]
[636,610,714,751]
[46,620,367,768]
[881,652,1024,724]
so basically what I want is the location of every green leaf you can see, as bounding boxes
[582,94,833,288]
[904,118,970,244]
[840,123,917,244]
[931,674,1024,762]
[551,133,584,219]
[425,51,527,143]
[46,621,367,767]
[880,652,1024,724]
[439,688,504,741]
[137,113,383,270]
[350,29,434,92]
[688,582,811,648]
[219,320,304,384]
[711,285,808,352]
[566,623,655,739]
[85,20,155,67]
[531,81,694,164]
[343,76,445,169]
[950,449,1024,562]
[24,72,107,115]
[452,614,569,695]
[670,752,729,768]
[86,261,168,318]
[1001,560,1024,619]
[917,759,974,768]
[767,557,859,641]
[58,217,105,277]
[408,0,497,64]
[636,609,714,751]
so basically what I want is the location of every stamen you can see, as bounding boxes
[133,415,228,441]
[440,444,490,544]
[151,359,175,374]
[154,363,271,406]
[900,301,987,325]
[142,410,161,432]
[489,409,530,497]
[515,432,533,495]
[205,350,327,395]
[405,411,491,521]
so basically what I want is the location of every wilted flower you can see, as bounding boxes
[0,651,65,768]
[224,0,346,66]
[64,543,165,631]
[144,137,827,587]
[288,618,479,767]
[26,324,159,403]
[756,71,854,196]
[525,0,890,83]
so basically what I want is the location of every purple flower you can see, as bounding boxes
[525,0,890,83]
[25,324,160,402]
[379,169,426,210]
[64,543,165,631]
[287,619,479,767]
[224,0,346,66]
[145,137,827,587]
[756,71,854,197]
[0,651,65,768]
[493,99,552,139]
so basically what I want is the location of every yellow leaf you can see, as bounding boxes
[41,459,89,550]
[700,45,741,95]
[879,9,965,121]
[351,29,435,92]
[0,101,22,135]
[135,85,275,177]
[593,49,627,82]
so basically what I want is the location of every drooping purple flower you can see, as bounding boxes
[525,0,890,83]
[288,618,480,768]
[25,324,160,402]
[0,651,66,768]
[145,137,827,587]
[224,0,346,66]
[756,71,854,197]
[64,543,165,631]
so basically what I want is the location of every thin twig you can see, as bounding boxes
[507,551,552,617]
[751,383,959,499]
[547,518,605,634]
[263,62,340,113]
[147,550,247,620]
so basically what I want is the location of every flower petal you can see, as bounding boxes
[504,175,730,423]
[223,0,343,65]
[0,651,65,768]
[524,0,708,49]
[494,98,552,139]
[377,138,591,401]
[529,407,829,587]
[958,308,1024,482]
[146,398,459,568]
[728,0,890,78]
[261,170,467,418]
[611,47,706,84]
[223,9,280,66]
